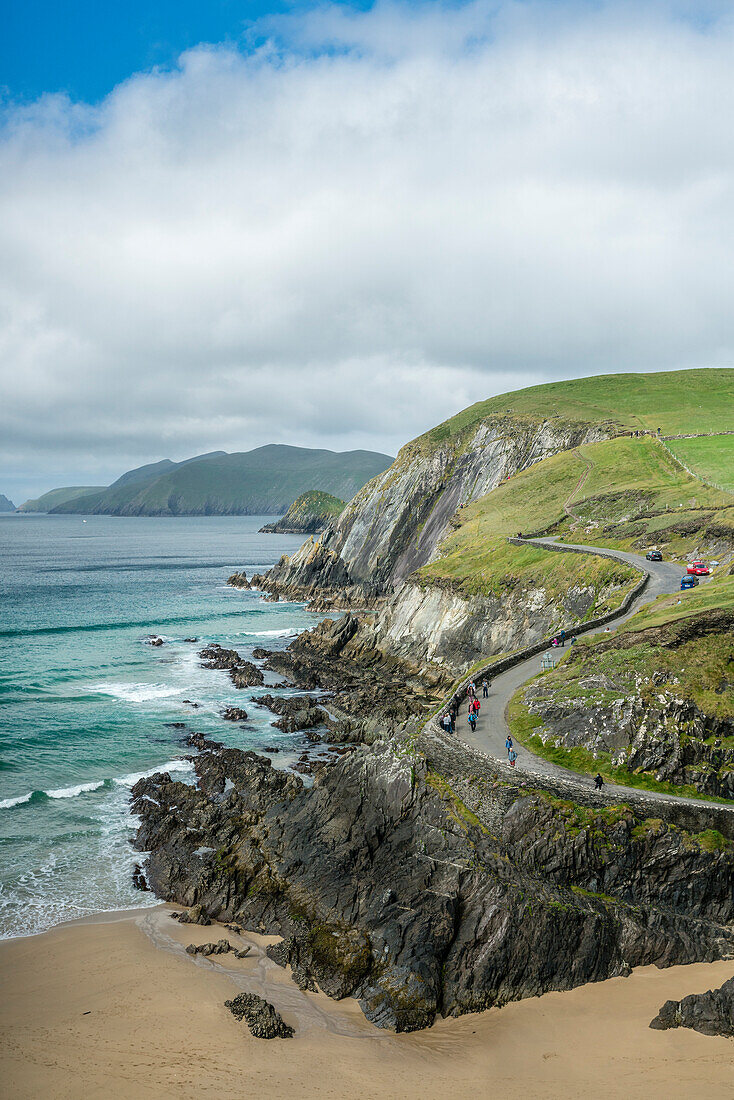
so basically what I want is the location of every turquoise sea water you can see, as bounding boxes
[0,514,318,939]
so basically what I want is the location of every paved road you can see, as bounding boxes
[462,538,727,811]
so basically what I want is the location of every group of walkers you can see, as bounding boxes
[439,671,607,791]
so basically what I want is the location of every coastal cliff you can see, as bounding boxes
[133,734,734,1033]
[260,417,610,604]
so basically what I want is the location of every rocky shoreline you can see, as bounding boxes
[132,720,734,1032]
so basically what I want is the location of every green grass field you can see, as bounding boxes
[415,368,734,453]
[665,434,734,492]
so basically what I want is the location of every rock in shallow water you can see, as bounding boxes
[224,993,294,1039]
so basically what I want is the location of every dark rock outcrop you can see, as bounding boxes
[185,939,233,956]
[224,993,294,1039]
[221,707,249,722]
[261,613,451,742]
[171,904,211,926]
[252,694,327,734]
[199,645,265,688]
[227,572,251,589]
[132,738,734,1033]
[650,975,734,1037]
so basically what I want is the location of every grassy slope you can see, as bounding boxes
[665,434,734,491]
[551,436,734,559]
[416,368,734,452]
[417,434,727,603]
[19,486,107,512]
[53,447,393,516]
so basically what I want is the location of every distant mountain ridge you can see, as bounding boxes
[47,445,394,517]
[17,486,106,513]
[0,493,15,512]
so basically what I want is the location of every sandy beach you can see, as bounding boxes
[0,906,731,1100]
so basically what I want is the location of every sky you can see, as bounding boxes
[2,0,734,503]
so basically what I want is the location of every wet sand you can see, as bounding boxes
[0,906,731,1100]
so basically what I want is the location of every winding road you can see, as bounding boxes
[461,537,731,813]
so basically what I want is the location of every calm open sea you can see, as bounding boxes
[0,514,317,939]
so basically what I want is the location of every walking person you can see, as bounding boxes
[505,735,513,755]
[509,749,517,767]
[594,773,604,791]
[468,711,477,733]
[482,678,489,698]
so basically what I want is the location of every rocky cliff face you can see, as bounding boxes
[370,574,631,672]
[519,611,734,799]
[132,735,734,1033]
[260,418,610,604]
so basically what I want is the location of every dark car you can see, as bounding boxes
[645,550,663,561]
[681,575,699,589]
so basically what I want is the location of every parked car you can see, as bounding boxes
[686,561,710,576]
[645,550,663,561]
[681,575,699,589]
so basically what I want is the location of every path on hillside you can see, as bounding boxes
[563,451,594,524]
[461,537,730,812]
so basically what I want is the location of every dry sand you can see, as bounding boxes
[0,906,731,1100]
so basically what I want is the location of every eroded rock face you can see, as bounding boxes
[132,738,734,1033]
[650,975,734,1037]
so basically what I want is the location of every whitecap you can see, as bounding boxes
[113,759,195,787]
[87,681,181,703]
[234,628,296,638]
[45,779,106,800]
[0,792,33,810]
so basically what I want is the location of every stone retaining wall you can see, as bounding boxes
[418,725,734,839]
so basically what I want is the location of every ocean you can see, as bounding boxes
[0,514,318,939]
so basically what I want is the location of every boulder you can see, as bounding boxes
[224,993,294,1039]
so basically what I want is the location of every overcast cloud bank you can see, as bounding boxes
[2,1,734,500]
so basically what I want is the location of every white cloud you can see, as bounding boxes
[2,1,734,499]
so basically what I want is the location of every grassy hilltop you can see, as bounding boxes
[416,368,734,453]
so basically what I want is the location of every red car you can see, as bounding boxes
[687,561,710,576]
